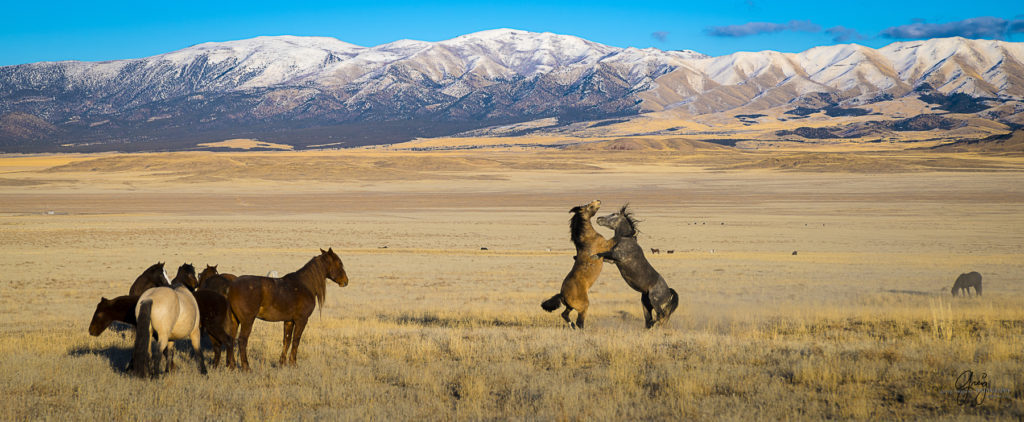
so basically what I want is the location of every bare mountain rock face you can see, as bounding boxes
[1,30,1022,152]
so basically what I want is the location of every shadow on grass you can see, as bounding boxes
[68,344,132,372]
[378,313,529,328]
[886,289,936,296]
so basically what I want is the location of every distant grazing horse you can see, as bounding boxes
[132,280,207,377]
[595,204,679,329]
[226,248,349,370]
[198,265,237,297]
[129,262,170,296]
[89,295,139,336]
[951,271,983,297]
[541,200,615,329]
[651,248,660,254]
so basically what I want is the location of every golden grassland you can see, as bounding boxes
[0,147,1022,420]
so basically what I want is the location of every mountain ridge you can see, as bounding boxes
[1,30,1022,152]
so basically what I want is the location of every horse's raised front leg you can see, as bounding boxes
[280,321,294,366]
[288,318,309,365]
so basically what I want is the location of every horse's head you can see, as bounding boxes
[174,263,199,290]
[320,248,349,287]
[570,199,602,219]
[596,203,639,237]
[198,265,219,284]
[88,297,113,336]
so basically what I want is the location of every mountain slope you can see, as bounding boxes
[0,30,1022,152]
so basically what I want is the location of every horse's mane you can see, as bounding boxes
[568,204,590,250]
[618,203,641,237]
[284,254,328,315]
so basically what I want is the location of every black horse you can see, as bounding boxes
[595,204,679,328]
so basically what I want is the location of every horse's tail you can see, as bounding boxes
[541,293,563,312]
[131,299,152,378]
[664,288,679,318]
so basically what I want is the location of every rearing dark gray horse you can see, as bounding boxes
[595,204,679,328]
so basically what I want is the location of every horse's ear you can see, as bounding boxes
[320,248,326,254]
[328,247,333,254]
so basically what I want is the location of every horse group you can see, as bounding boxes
[89,248,348,377]
[542,200,679,329]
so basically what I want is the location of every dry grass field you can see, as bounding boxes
[0,147,1022,420]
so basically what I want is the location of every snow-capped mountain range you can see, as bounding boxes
[1,29,1022,151]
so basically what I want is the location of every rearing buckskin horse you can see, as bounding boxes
[226,248,349,370]
[595,204,679,329]
[541,200,615,329]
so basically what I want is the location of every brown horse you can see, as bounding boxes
[541,200,615,329]
[128,262,170,296]
[89,295,139,336]
[226,248,349,370]
[198,265,237,297]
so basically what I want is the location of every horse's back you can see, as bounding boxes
[229,275,315,321]
[137,286,199,340]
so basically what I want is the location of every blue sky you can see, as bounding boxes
[2,0,1021,66]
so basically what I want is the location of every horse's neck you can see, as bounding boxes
[287,257,326,291]
[614,224,636,239]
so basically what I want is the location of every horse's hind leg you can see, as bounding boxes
[190,328,208,375]
[279,321,295,366]
[575,306,588,330]
[641,293,655,329]
[225,312,240,369]
[560,307,575,329]
[237,317,256,371]
[287,319,308,365]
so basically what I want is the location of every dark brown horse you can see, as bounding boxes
[951,271,983,296]
[89,295,139,336]
[175,264,236,367]
[226,248,349,370]
[595,204,679,329]
[128,262,170,296]
[198,265,237,297]
[541,200,615,329]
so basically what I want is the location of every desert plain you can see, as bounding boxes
[0,143,1022,420]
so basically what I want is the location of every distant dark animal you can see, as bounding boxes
[198,264,237,297]
[651,248,660,254]
[481,247,489,251]
[541,200,615,330]
[595,204,679,329]
[128,262,170,296]
[951,272,982,297]
[226,248,349,370]
[792,251,798,256]
[89,295,139,336]
[132,280,207,377]
[666,250,675,254]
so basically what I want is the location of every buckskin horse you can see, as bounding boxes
[540,200,615,329]
[595,204,679,329]
[226,248,349,370]
[132,278,207,377]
